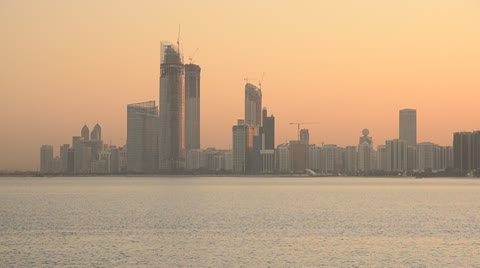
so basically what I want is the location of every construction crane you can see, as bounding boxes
[258,72,265,90]
[244,77,257,84]
[289,122,321,141]
[188,48,199,64]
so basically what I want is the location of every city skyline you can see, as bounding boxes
[2,1,480,170]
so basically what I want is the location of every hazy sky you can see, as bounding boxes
[1,0,480,170]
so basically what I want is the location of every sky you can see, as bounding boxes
[1,0,480,170]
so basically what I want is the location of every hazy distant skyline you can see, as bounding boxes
[2,0,480,170]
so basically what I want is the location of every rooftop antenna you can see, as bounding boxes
[177,24,181,52]
[177,24,184,63]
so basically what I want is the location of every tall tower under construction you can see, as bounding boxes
[245,83,262,127]
[184,63,201,151]
[159,42,185,171]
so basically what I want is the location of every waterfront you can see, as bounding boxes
[1,177,480,267]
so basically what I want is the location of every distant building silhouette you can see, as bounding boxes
[245,83,262,127]
[91,123,102,141]
[159,42,185,171]
[290,140,308,173]
[81,125,90,141]
[40,145,53,173]
[127,101,160,173]
[453,131,480,172]
[185,64,201,151]
[59,144,69,172]
[376,145,386,171]
[399,109,417,147]
[232,119,246,173]
[344,146,357,174]
[260,108,275,174]
[321,145,338,173]
[358,129,373,172]
[276,143,291,173]
[386,139,408,172]
[300,129,309,145]
[262,108,275,150]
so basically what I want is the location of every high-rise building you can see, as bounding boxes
[308,145,322,172]
[321,144,338,173]
[385,139,408,172]
[246,126,262,174]
[224,150,233,172]
[399,109,417,147]
[40,145,54,173]
[185,63,201,151]
[376,145,386,171]
[289,140,308,173]
[300,129,309,145]
[358,129,373,172]
[417,142,436,171]
[344,146,357,174]
[127,101,160,173]
[59,144,69,172]
[232,119,246,173]
[262,108,275,150]
[407,146,417,171]
[91,123,102,141]
[276,143,291,173]
[245,83,262,127]
[81,125,90,141]
[159,42,185,171]
[72,136,89,173]
[453,131,480,172]
[439,146,454,170]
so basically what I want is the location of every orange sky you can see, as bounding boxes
[1,0,480,170]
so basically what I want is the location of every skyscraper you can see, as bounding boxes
[417,142,436,171]
[40,145,54,173]
[245,83,262,127]
[344,146,357,174]
[453,131,480,172]
[232,119,246,173]
[127,101,160,172]
[260,108,275,174]
[185,63,201,151]
[399,109,417,147]
[262,108,275,150]
[159,42,185,171]
[59,144,69,172]
[300,129,309,145]
[376,145,386,171]
[385,139,408,172]
[290,140,308,173]
[91,123,102,141]
[81,125,90,141]
[358,129,373,172]
[276,143,291,173]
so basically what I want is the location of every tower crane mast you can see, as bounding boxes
[288,122,321,141]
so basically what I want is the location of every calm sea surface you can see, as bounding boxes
[1,177,480,267]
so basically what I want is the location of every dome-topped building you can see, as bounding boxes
[359,128,372,145]
[358,128,373,172]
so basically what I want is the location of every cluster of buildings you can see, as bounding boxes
[39,124,127,174]
[39,39,480,176]
[271,109,455,175]
[126,42,201,173]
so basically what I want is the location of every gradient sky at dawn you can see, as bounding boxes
[1,0,480,170]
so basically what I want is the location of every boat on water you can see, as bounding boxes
[305,169,334,177]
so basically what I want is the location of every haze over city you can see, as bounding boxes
[2,1,480,170]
